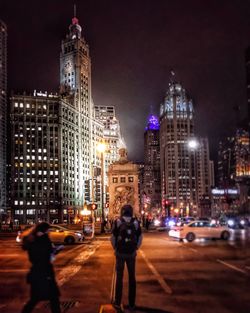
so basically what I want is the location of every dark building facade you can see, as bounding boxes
[10,93,85,223]
[0,20,7,219]
[217,128,250,215]
[142,115,161,213]
[217,136,236,188]
[245,47,250,135]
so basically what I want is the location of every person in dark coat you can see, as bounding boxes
[21,222,61,313]
[111,205,142,312]
[145,216,150,231]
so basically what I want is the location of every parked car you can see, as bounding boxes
[169,220,231,242]
[16,224,84,244]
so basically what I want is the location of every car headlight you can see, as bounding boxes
[154,219,160,226]
[228,220,234,227]
[168,220,175,227]
[240,220,245,225]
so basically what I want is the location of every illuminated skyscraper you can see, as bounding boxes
[0,20,7,218]
[160,81,211,216]
[60,13,96,190]
[142,114,161,212]
[94,106,124,167]
[94,105,124,207]
[10,13,105,223]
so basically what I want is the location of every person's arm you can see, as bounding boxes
[110,220,118,250]
[136,224,143,249]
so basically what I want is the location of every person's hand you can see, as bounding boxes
[56,245,64,252]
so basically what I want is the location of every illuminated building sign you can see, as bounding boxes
[211,188,239,195]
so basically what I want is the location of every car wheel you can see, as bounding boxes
[64,236,75,245]
[186,232,195,242]
[221,231,230,240]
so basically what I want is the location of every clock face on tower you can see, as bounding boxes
[64,59,73,71]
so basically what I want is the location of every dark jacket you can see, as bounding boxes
[110,216,143,257]
[23,233,60,300]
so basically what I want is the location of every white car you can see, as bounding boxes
[168,220,231,242]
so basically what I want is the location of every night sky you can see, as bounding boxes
[1,0,250,162]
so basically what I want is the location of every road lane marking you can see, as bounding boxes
[217,259,247,275]
[139,250,172,294]
[0,269,28,272]
[57,242,100,286]
[110,258,116,303]
[189,248,198,253]
[0,254,22,257]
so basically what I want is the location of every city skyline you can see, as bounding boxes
[1,0,250,162]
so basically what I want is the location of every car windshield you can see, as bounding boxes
[189,221,211,227]
[49,226,66,232]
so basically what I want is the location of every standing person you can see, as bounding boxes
[21,222,62,313]
[145,216,150,231]
[111,205,142,312]
[9,220,13,232]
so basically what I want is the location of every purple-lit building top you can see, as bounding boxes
[142,114,161,212]
[145,114,160,131]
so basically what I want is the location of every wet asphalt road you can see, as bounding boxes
[0,229,250,313]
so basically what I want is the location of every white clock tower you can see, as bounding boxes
[60,13,95,201]
[60,14,92,116]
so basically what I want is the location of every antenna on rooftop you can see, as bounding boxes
[74,4,76,17]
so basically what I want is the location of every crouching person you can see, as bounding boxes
[111,205,142,312]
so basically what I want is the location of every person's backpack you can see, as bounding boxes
[116,218,138,254]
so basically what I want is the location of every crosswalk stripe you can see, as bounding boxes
[139,250,172,294]
[217,259,247,274]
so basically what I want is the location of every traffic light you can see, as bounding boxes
[165,200,171,216]
[91,203,98,210]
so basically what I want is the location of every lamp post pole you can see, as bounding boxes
[101,150,105,233]
[188,138,199,216]
[97,142,106,233]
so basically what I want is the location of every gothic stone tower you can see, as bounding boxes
[60,13,94,200]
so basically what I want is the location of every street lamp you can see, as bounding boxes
[97,142,106,233]
[188,138,199,150]
[80,202,91,216]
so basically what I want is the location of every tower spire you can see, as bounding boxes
[69,4,82,39]
[74,4,76,17]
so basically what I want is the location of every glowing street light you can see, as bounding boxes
[188,138,199,150]
[80,208,91,216]
[97,142,106,153]
[80,202,91,216]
